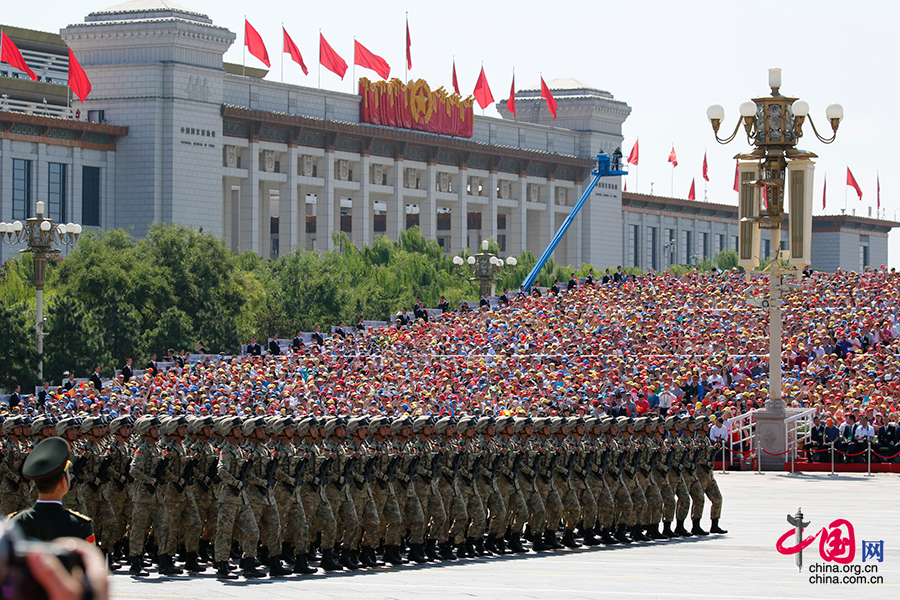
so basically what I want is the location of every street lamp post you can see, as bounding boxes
[0,202,82,381]
[453,239,517,298]
[707,69,841,468]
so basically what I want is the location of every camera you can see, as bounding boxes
[0,519,85,600]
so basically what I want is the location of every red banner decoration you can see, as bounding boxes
[359,77,475,138]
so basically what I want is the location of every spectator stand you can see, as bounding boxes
[721,409,758,471]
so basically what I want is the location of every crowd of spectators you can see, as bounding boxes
[3,266,900,462]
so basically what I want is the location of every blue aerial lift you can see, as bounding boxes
[520,149,628,291]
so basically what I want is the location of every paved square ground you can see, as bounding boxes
[108,471,900,600]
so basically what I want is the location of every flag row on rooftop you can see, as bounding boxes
[1,31,91,102]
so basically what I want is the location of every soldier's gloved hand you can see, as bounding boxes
[236,481,244,491]
[147,484,156,495]
[177,478,186,487]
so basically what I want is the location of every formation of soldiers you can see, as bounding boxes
[1,411,726,579]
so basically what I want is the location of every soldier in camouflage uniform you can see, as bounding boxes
[434,416,466,559]
[242,416,290,575]
[412,416,448,561]
[159,416,206,573]
[128,415,180,576]
[603,417,634,544]
[665,416,693,537]
[365,416,404,565]
[103,415,135,562]
[694,417,727,534]
[346,416,380,568]
[475,416,508,555]
[494,416,529,553]
[514,417,550,551]
[75,417,118,566]
[212,416,264,579]
[456,416,487,557]
[568,417,600,546]
[533,417,563,550]
[682,416,708,536]
[551,418,582,548]
[55,417,84,513]
[391,416,428,563]
[297,417,342,572]
[584,418,617,545]
[633,417,664,540]
[185,416,218,562]
[321,417,363,568]
[618,417,650,542]
[1,417,29,516]
[652,417,678,538]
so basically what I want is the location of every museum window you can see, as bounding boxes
[12,159,32,220]
[82,166,101,227]
[48,163,67,223]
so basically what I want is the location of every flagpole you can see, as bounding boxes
[844,165,848,214]
[281,22,284,83]
[242,15,246,77]
[318,29,321,89]
[404,12,408,84]
[352,36,356,94]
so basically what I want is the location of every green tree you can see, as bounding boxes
[43,295,103,384]
[0,301,38,390]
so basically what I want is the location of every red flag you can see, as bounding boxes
[627,139,639,165]
[406,17,412,70]
[668,146,678,167]
[452,60,460,95]
[702,152,709,182]
[283,27,308,75]
[624,181,627,192]
[507,73,516,118]
[540,76,557,120]
[1,32,37,81]
[67,48,91,102]
[354,40,390,80]
[822,175,827,210]
[319,33,347,79]
[877,173,881,210]
[733,159,740,192]
[473,67,494,110]
[688,178,696,201]
[244,20,270,68]
[847,167,863,200]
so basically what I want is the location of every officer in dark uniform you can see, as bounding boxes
[121,358,134,383]
[291,330,304,353]
[437,296,450,312]
[268,335,282,355]
[89,366,103,391]
[145,353,159,375]
[808,416,826,462]
[247,337,263,356]
[8,437,94,543]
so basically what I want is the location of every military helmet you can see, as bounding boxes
[632,417,647,433]
[664,416,678,430]
[390,416,411,435]
[55,417,81,437]
[294,416,314,435]
[187,415,213,435]
[433,416,454,434]
[495,416,515,431]
[474,416,495,433]
[109,415,135,435]
[268,416,294,435]
[583,417,598,432]
[322,416,347,437]
[411,415,434,433]
[679,415,693,427]
[213,416,242,436]
[367,416,389,434]
[134,415,162,436]
[532,417,549,432]
[547,416,564,434]
[2,416,23,434]
[241,416,266,436]
[598,416,614,432]
[31,416,52,433]
[347,416,369,434]
[616,416,633,428]
[693,414,710,426]
[513,416,533,433]
[456,416,476,434]
[161,415,188,436]
[79,416,106,434]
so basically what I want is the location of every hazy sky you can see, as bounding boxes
[6,0,899,265]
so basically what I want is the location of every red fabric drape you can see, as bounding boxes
[359,78,474,138]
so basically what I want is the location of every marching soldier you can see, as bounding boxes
[694,416,728,534]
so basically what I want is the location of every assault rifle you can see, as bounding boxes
[406,456,421,484]
[336,457,355,489]
[293,457,308,490]
[174,458,197,494]
[466,455,483,483]
[316,457,334,490]
[361,455,377,488]
[384,455,400,484]
[262,457,279,491]
[68,455,88,485]
[447,451,463,484]
[580,451,594,480]
[429,452,442,482]
[95,456,113,490]
[487,454,502,483]
[230,457,253,495]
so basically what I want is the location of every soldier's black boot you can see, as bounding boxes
[383,545,405,566]
[582,527,601,546]
[425,539,440,561]
[710,519,728,534]
[674,519,693,537]
[198,539,212,563]
[339,548,360,570]
[408,543,429,564]
[320,549,344,571]
[463,537,476,557]
[158,554,183,575]
[523,524,534,542]
[240,557,265,578]
[129,556,148,577]
[544,529,563,549]
[561,529,582,548]
[495,536,508,554]
[105,551,120,571]
[439,541,458,560]
[601,527,618,545]
[216,561,237,579]
[259,546,269,565]
[483,535,499,555]
[614,523,632,545]
[184,551,206,572]
[508,534,528,554]
[631,525,651,542]
[662,522,676,538]
[648,524,667,540]
[691,519,709,536]
[281,543,295,565]
[357,546,377,567]
[293,552,318,574]
[269,555,291,577]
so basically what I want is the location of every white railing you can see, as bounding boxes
[724,408,757,470]
[784,408,817,472]
[0,95,73,119]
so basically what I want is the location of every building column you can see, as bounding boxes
[0,140,10,263]
[388,158,404,241]
[35,143,46,218]
[284,146,299,252]
[355,155,372,247]
[70,148,83,228]
[485,170,498,245]
[515,176,528,256]
[544,178,557,253]
[319,150,335,251]
[241,141,260,254]
[454,167,468,254]
[104,151,116,230]
[422,162,437,240]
